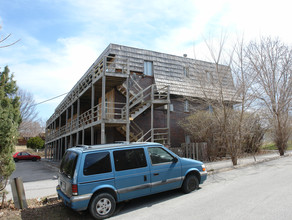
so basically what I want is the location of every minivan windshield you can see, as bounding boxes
[60,151,78,179]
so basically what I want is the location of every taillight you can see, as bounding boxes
[72,184,78,196]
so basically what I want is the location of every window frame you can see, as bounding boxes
[184,100,189,113]
[83,151,112,176]
[147,147,175,165]
[183,66,189,77]
[144,61,153,76]
[113,148,147,171]
[59,151,79,179]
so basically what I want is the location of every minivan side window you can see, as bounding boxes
[114,148,147,171]
[148,147,174,164]
[83,152,111,176]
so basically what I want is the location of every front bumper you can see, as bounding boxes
[200,171,208,184]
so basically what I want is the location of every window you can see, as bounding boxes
[148,147,174,164]
[144,61,153,76]
[83,152,111,176]
[183,67,189,77]
[60,151,78,179]
[184,100,189,112]
[114,148,147,171]
[206,71,213,82]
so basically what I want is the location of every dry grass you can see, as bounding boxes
[14,146,27,153]
[14,146,44,157]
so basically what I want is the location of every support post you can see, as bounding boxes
[58,115,61,136]
[71,104,74,130]
[11,177,27,209]
[167,86,170,145]
[91,84,95,145]
[70,104,74,147]
[151,85,154,142]
[91,127,94,145]
[58,139,61,160]
[54,141,57,161]
[69,134,72,148]
[82,129,85,145]
[65,136,68,151]
[101,56,106,144]
[167,107,170,145]
[126,75,130,142]
[76,99,80,144]
[151,103,154,142]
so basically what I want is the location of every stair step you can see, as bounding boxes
[130,103,151,119]
[116,126,139,142]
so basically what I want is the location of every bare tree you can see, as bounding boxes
[0,25,20,48]
[17,88,44,137]
[180,34,261,165]
[246,37,292,155]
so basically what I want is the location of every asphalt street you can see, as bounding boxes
[111,156,292,220]
[5,153,292,220]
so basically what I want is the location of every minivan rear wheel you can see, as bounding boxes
[89,193,116,219]
[182,174,199,194]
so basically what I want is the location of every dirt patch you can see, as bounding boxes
[0,197,93,220]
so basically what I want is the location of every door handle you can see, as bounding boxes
[144,175,147,181]
[154,173,159,176]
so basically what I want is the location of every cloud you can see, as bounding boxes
[2,0,292,121]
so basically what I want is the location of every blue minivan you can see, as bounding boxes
[57,142,207,219]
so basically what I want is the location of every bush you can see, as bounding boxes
[27,136,45,149]
[179,110,265,160]
[242,115,265,154]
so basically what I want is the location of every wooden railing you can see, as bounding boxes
[153,85,169,101]
[46,101,126,141]
[130,120,143,141]
[46,56,129,127]
[137,127,168,143]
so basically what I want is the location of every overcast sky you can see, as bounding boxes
[1,0,291,121]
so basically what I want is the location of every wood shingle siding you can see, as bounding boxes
[107,44,236,101]
[45,43,237,160]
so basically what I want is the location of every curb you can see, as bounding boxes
[207,152,292,175]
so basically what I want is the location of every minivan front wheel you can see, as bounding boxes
[89,193,116,219]
[182,174,199,194]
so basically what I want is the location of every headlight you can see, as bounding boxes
[202,164,206,172]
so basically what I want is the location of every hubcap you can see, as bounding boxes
[96,198,112,216]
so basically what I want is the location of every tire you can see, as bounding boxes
[182,174,199,194]
[89,193,116,220]
[32,157,37,161]
[14,158,19,162]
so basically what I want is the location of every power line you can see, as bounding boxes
[33,92,68,106]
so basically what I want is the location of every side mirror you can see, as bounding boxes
[172,157,178,163]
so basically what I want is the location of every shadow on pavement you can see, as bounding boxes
[19,188,193,219]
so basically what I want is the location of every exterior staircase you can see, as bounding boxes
[116,121,143,142]
[117,75,169,143]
